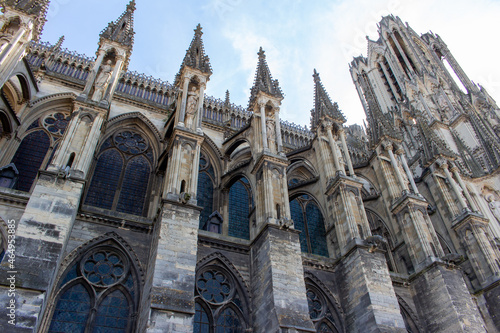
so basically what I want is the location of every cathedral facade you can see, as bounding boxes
[0,1,499,332]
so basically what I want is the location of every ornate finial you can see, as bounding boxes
[54,35,65,49]
[194,23,203,36]
[225,90,230,105]
[313,68,320,82]
[127,0,136,12]
[258,47,265,59]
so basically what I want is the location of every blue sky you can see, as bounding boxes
[41,0,500,128]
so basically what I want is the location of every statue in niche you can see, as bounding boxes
[92,60,113,102]
[185,86,199,128]
[486,194,500,225]
[266,118,275,150]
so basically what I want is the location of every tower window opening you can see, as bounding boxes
[66,152,75,168]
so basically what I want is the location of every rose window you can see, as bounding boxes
[82,250,126,287]
[43,112,70,136]
[113,131,148,154]
[196,269,232,303]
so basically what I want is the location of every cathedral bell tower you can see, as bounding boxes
[80,0,135,107]
[147,24,212,332]
[0,0,49,88]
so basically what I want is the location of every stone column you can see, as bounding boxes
[190,144,201,196]
[398,150,419,195]
[385,144,408,194]
[196,83,206,132]
[0,24,27,66]
[178,76,190,126]
[316,137,334,180]
[451,166,478,212]
[390,32,415,75]
[339,129,355,177]
[274,109,283,154]
[260,103,268,150]
[83,50,105,96]
[326,125,342,174]
[103,56,125,104]
[379,61,400,99]
[442,163,468,212]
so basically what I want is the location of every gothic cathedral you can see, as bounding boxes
[0,1,499,332]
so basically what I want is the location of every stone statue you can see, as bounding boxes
[486,194,500,224]
[185,86,199,128]
[266,119,275,150]
[92,60,113,102]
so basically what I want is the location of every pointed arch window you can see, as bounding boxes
[7,111,70,192]
[228,177,252,240]
[197,153,215,230]
[194,265,248,332]
[85,130,153,216]
[305,281,344,333]
[290,195,328,257]
[48,244,138,332]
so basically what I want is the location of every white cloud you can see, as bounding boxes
[41,0,500,128]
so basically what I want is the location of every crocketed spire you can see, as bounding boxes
[310,69,346,130]
[99,0,135,48]
[174,24,212,86]
[248,47,283,109]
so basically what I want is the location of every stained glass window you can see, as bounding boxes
[7,112,70,192]
[11,130,50,192]
[289,195,328,256]
[197,154,215,230]
[228,178,251,240]
[305,284,343,333]
[194,303,210,333]
[93,290,129,333]
[49,246,136,332]
[216,308,242,333]
[85,130,153,216]
[194,266,247,332]
[48,284,90,333]
[197,270,232,304]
